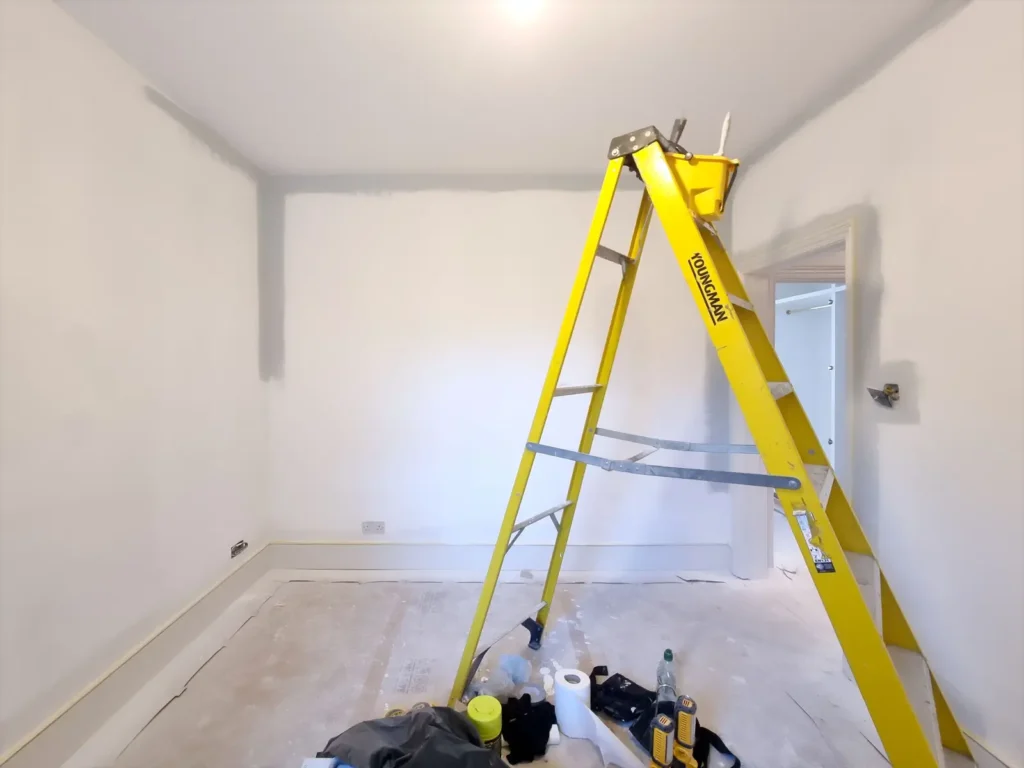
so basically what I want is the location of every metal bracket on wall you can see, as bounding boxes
[867,383,900,408]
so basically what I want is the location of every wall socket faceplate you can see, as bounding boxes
[361,521,386,535]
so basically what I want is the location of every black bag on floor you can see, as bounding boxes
[589,665,657,722]
[317,707,504,768]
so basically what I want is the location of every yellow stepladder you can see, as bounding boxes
[448,120,976,768]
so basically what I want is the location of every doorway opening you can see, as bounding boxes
[772,279,847,571]
[730,216,857,580]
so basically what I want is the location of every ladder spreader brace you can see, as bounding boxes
[526,442,799,489]
[448,120,977,768]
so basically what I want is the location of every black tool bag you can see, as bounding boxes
[317,707,504,768]
[589,665,657,722]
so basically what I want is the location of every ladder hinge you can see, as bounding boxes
[608,125,675,160]
[608,125,691,162]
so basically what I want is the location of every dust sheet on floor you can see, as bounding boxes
[105,571,893,768]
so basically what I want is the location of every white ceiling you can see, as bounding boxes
[58,0,943,175]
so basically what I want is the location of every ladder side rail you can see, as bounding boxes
[632,142,942,768]
[446,159,624,706]
[533,190,656,633]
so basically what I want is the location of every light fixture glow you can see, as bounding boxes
[500,0,544,24]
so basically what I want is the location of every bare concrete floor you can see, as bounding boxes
[112,569,891,768]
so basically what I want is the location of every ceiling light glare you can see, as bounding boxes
[500,0,544,24]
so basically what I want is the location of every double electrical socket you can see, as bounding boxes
[361,520,386,535]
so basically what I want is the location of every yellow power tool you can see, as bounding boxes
[673,695,699,768]
[650,713,674,768]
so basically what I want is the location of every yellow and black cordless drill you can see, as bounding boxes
[672,695,699,768]
[649,713,675,768]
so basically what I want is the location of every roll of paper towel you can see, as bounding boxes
[553,668,644,768]
[553,669,591,738]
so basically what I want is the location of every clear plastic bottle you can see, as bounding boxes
[656,648,677,704]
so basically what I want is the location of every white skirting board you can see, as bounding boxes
[0,545,273,768]
[63,570,287,768]
[265,541,733,574]
[3,541,729,768]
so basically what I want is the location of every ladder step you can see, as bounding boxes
[805,464,835,509]
[845,551,876,585]
[943,749,976,767]
[596,245,632,267]
[889,646,945,767]
[728,294,754,311]
[553,384,602,397]
[768,381,794,399]
[845,550,880,630]
[510,502,570,534]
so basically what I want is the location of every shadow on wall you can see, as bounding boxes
[855,207,884,545]
[744,205,1011,756]
[731,204,925,549]
[142,86,287,382]
[143,87,264,180]
[257,183,286,382]
[853,205,926,548]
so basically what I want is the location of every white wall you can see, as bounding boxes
[732,2,1024,762]
[270,189,733,555]
[0,0,265,754]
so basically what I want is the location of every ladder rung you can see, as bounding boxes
[510,502,571,534]
[596,245,632,267]
[553,384,602,397]
[728,294,754,311]
[594,426,759,455]
[889,646,944,766]
[526,442,800,490]
[768,381,794,399]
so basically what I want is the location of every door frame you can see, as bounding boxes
[729,210,859,575]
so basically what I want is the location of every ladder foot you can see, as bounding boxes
[523,617,544,650]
